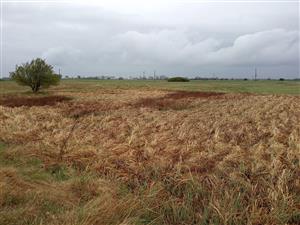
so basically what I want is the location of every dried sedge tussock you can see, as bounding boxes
[79,196,141,225]
[0,167,33,189]
[0,95,71,108]
[67,175,111,203]
[61,100,127,118]
[0,167,77,212]
[57,89,166,104]
[0,106,68,144]
[64,148,99,171]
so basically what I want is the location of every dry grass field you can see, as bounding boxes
[0,80,299,225]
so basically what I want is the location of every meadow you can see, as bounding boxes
[0,79,299,225]
[1,79,300,95]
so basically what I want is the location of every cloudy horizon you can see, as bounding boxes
[1,0,299,79]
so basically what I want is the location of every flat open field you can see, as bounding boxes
[0,80,300,225]
[1,79,300,95]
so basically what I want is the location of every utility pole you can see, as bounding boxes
[154,70,156,80]
[254,68,257,81]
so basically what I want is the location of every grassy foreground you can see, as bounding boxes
[0,80,300,225]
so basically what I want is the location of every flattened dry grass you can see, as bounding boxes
[0,95,72,107]
[131,91,225,110]
[0,89,300,225]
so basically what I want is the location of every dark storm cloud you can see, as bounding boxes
[1,1,299,78]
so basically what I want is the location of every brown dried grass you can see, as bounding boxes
[0,90,300,224]
[164,91,225,99]
[131,91,225,110]
[0,95,71,107]
[62,100,125,118]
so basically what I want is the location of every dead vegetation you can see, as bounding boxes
[164,91,225,99]
[63,100,125,118]
[0,95,71,107]
[132,97,190,110]
[131,91,225,110]
[0,89,300,225]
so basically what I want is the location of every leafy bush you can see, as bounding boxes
[167,77,190,82]
[10,58,60,93]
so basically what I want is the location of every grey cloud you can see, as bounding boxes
[2,2,299,78]
[42,46,81,66]
[209,29,299,66]
[113,29,298,67]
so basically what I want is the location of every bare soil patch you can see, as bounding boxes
[0,95,72,107]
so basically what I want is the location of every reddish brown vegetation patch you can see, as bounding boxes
[132,98,189,110]
[165,91,225,99]
[132,91,225,110]
[0,95,72,108]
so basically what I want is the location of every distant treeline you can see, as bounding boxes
[61,76,300,81]
[63,75,169,80]
[1,76,299,81]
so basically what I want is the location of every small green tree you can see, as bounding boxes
[10,58,60,93]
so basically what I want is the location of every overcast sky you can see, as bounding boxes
[1,0,299,78]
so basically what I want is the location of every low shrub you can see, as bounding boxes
[167,77,190,82]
